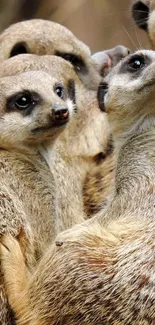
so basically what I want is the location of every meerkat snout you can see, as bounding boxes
[52,103,69,125]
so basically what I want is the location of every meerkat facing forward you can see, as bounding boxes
[0,18,130,218]
[0,57,78,325]
[0,19,101,90]
[2,50,155,325]
[0,54,111,231]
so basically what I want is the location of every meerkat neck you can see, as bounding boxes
[114,128,155,210]
[97,127,155,226]
[114,115,155,152]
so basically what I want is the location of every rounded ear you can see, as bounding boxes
[10,42,28,57]
[132,1,149,31]
[92,46,130,77]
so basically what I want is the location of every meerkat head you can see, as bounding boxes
[132,0,155,49]
[0,67,76,149]
[98,50,155,142]
[0,19,103,90]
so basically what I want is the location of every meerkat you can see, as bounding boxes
[2,50,155,324]
[0,52,115,325]
[0,18,130,218]
[0,51,126,230]
[0,18,100,90]
[0,56,79,325]
[0,19,130,88]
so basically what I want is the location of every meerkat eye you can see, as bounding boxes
[15,94,35,110]
[7,91,41,115]
[55,86,65,99]
[127,55,145,71]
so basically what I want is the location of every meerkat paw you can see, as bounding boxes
[0,233,24,267]
[0,232,28,306]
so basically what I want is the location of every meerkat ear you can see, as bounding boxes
[132,1,149,31]
[92,46,130,77]
[10,42,28,57]
[56,51,88,75]
[67,79,76,106]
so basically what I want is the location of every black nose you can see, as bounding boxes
[52,104,69,125]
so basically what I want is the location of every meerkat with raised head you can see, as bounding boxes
[2,50,155,325]
[0,56,78,325]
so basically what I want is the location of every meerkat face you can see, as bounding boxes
[0,70,75,148]
[0,19,102,90]
[98,50,155,139]
[132,0,155,49]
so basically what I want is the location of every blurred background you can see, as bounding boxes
[0,0,150,52]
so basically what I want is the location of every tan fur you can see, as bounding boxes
[0,19,101,90]
[0,19,130,89]
[83,148,116,217]
[0,18,130,227]
[0,57,78,324]
[0,54,110,230]
[2,50,155,324]
[0,21,130,323]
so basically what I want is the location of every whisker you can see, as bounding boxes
[132,10,149,13]
[131,17,149,24]
[134,28,143,50]
[122,25,138,50]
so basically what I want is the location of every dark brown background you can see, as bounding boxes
[0,0,150,53]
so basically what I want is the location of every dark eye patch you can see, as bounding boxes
[56,51,88,75]
[67,79,76,106]
[119,53,151,77]
[132,1,149,31]
[7,90,42,116]
[10,42,28,57]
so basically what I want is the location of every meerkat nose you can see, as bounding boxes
[52,104,69,123]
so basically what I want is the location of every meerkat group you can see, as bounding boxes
[0,1,155,324]
[0,17,129,325]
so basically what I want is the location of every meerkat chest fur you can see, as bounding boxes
[0,149,55,249]
[97,49,155,224]
[40,86,109,231]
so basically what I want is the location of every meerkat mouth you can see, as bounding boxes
[32,119,69,134]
